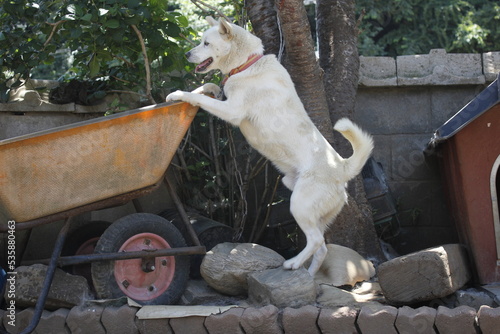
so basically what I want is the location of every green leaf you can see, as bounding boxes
[81,13,93,22]
[104,19,120,29]
[89,55,100,77]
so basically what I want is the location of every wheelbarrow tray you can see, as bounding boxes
[0,102,198,224]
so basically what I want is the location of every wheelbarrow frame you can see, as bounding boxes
[0,102,206,334]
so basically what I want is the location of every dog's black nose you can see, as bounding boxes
[185,51,191,59]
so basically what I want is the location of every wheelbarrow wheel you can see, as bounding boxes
[91,213,189,305]
[62,220,112,290]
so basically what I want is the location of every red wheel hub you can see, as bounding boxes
[114,233,175,301]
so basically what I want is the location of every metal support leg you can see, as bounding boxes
[164,177,203,247]
[16,217,72,334]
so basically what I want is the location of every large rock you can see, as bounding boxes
[5,264,90,310]
[313,244,375,287]
[247,267,316,308]
[200,243,285,296]
[377,244,471,304]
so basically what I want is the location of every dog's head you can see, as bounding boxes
[186,17,263,75]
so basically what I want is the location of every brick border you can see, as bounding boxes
[3,304,500,334]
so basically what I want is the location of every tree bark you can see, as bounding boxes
[274,0,334,143]
[246,0,282,57]
[317,0,385,262]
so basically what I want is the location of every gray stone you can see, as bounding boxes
[313,244,375,287]
[169,316,208,334]
[435,306,477,334]
[477,305,500,334]
[378,244,471,304]
[395,306,437,334]
[180,279,245,306]
[2,307,34,334]
[204,307,245,334]
[247,267,316,308]
[483,52,500,82]
[317,307,359,334]
[36,309,70,334]
[357,305,399,334]
[359,56,397,87]
[101,305,139,334]
[136,318,173,334]
[316,284,383,309]
[200,243,285,296]
[397,49,485,85]
[66,305,106,334]
[282,305,320,334]
[455,288,497,310]
[240,305,283,334]
[5,264,90,310]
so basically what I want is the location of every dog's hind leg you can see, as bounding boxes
[307,241,328,275]
[283,184,325,273]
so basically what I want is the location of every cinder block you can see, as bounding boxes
[101,305,139,334]
[66,306,105,334]
[378,244,471,304]
[317,307,358,334]
[36,309,70,334]
[483,52,500,82]
[357,305,398,334]
[136,318,173,334]
[397,49,485,86]
[169,316,208,334]
[359,56,397,87]
[435,306,477,334]
[477,305,500,334]
[204,307,245,334]
[282,305,320,334]
[395,306,437,334]
[240,305,283,334]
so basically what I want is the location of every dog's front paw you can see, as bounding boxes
[191,83,221,99]
[166,90,187,102]
[202,83,221,98]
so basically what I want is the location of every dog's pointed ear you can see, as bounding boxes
[206,16,218,27]
[218,19,233,40]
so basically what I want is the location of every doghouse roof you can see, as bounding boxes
[429,74,500,147]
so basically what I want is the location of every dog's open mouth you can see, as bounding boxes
[195,58,213,73]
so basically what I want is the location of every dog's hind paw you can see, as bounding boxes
[283,258,302,270]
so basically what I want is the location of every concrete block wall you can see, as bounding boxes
[3,304,500,334]
[354,50,500,254]
[1,50,499,257]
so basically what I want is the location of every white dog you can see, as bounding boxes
[167,17,374,275]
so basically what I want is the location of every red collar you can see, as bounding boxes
[222,54,263,85]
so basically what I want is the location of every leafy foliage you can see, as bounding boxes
[0,0,196,103]
[357,0,500,56]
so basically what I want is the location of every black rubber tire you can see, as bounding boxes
[91,213,190,305]
[61,220,112,290]
[61,220,112,257]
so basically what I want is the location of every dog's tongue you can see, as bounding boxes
[196,58,213,73]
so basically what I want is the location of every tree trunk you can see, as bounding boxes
[317,0,385,262]
[246,0,282,57]
[274,0,334,143]
[247,0,385,262]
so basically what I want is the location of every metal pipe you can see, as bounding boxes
[18,217,72,334]
[22,246,206,267]
[164,176,203,247]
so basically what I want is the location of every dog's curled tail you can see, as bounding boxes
[334,118,374,181]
